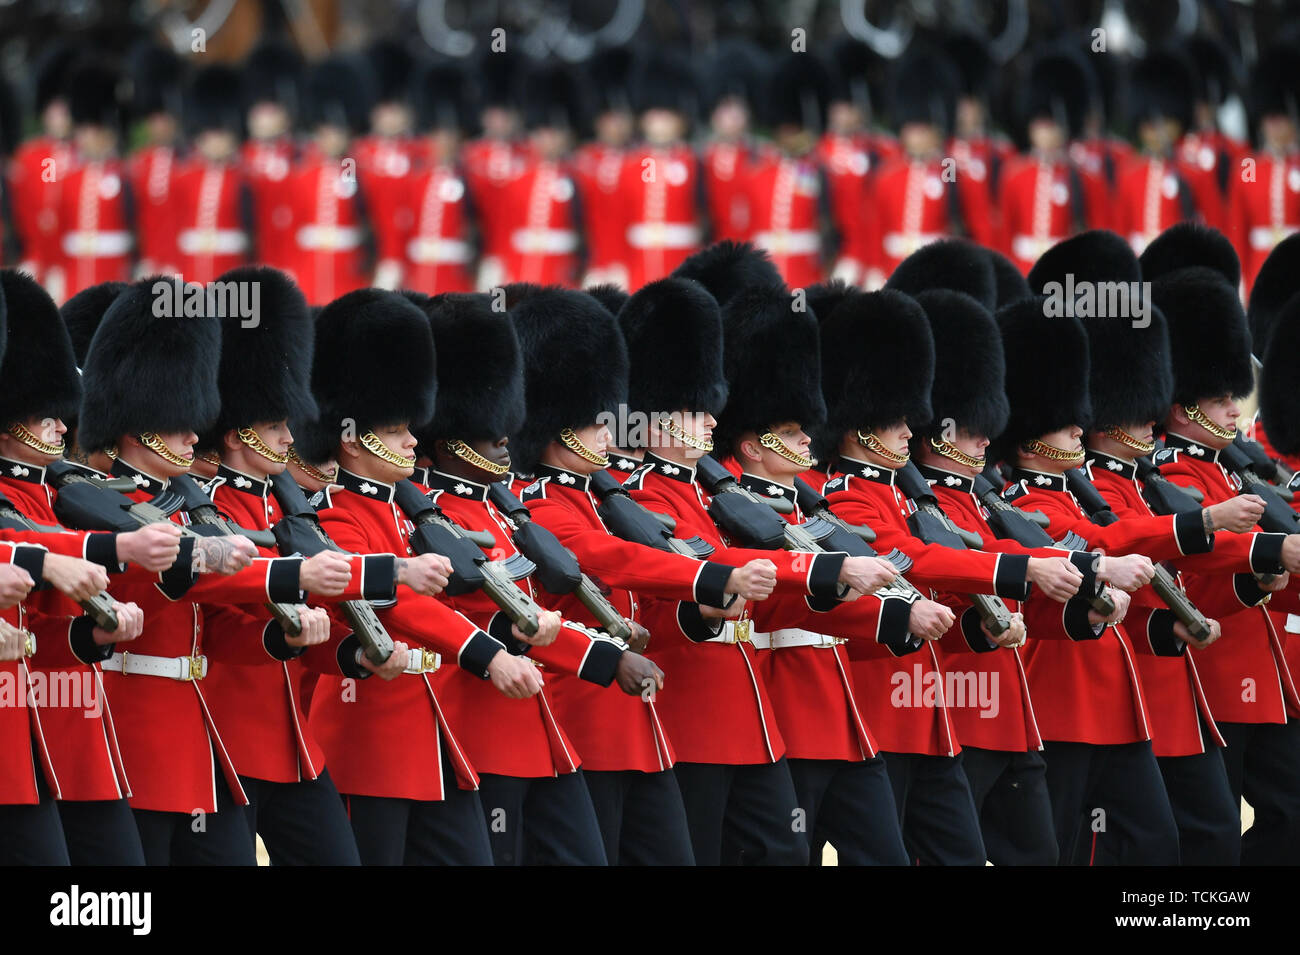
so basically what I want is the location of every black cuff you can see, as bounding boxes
[486,610,530,654]
[267,558,306,602]
[878,594,924,656]
[334,634,373,680]
[458,630,506,678]
[806,552,847,598]
[69,616,112,663]
[1249,533,1287,576]
[85,533,121,570]
[1175,510,1213,555]
[262,619,305,661]
[677,602,724,643]
[993,554,1031,601]
[1234,573,1270,608]
[578,637,624,686]
[1068,550,1101,593]
[959,607,999,652]
[157,537,197,600]
[1144,609,1187,657]
[1063,597,1103,641]
[11,544,45,584]
[694,561,733,608]
[362,555,397,601]
[805,591,842,612]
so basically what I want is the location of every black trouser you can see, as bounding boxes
[476,770,608,866]
[1041,739,1180,865]
[1218,718,1300,865]
[672,758,810,866]
[0,773,69,865]
[879,751,987,865]
[582,769,695,865]
[58,798,146,866]
[788,756,909,866]
[1157,743,1241,866]
[132,768,258,866]
[959,747,1058,866]
[239,768,360,866]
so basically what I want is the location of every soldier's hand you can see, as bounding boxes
[1177,617,1221,651]
[725,559,777,600]
[360,640,411,680]
[838,555,898,593]
[0,564,35,608]
[1026,556,1084,602]
[194,535,258,575]
[486,650,544,699]
[1088,587,1130,626]
[985,611,1026,649]
[1097,554,1154,591]
[0,619,29,661]
[285,606,332,647]
[614,651,664,698]
[396,553,453,596]
[625,620,651,653]
[908,599,955,641]
[1260,570,1291,592]
[299,551,353,597]
[116,523,183,572]
[1281,535,1300,574]
[700,597,746,619]
[93,601,144,645]
[1206,495,1266,534]
[42,553,109,603]
[515,609,561,647]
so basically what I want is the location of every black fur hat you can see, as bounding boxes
[629,48,696,118]
[620,278,728,424]
[1081,301,1174,432]
[885,238,997,311]
[309,289,437,458]
[1027,230,1141,294]
[128,40,184,119]
[186,64,244,136]
[417,292,525,445]
[78,278,222,453]
[414,59,474,132]
[986,248,1031,307]
[476,47,523,112]
[519,60,584,132]
[1259,293,1300,455]
[585,45,634,116]
[1022,48,1094,139]
[824,35,882,112]
[0,270,80,426]
[943,30,994,100]
[889,42,959,132]
[509,288,627,474]
[1152,266,1254,406]
[913,289,1008,442]
[1186,33,1241,108]
[243,37,303,113]
[703,38,768,115]
[206,267,317,447]
[68,58,125,129]
[995,297,1092,458]
[60,281,127,368]
[804,280,856,325]
[1139,223,1240,288]
[584,284,629,317]
[302,56,373,134]
[1126,47,1197,132]
[817,290,934,458]
[365,36,414,106]
[1247,232,1300,358]
[33,40,77,113]
[764,51,831,131]
[672,241,785,308]
[715,285,826,454]
[1250,43,1300,125]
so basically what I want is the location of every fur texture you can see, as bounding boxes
[0,270,81,426]
[885,239,997,311]
[913,289,1008,441]
[186,64,243,135]
[584,284,629,317]
[629,48,696,116]
[1027,229,1140,293]
[1247,232,1300,357]
[672,242,785,308]
[68,59,123,128]
[889,43,959,131]
[1022,49,1093,139]
[804,280,856,325]
[303,56,373,134]
[1152,267,1254,405]
[60,281,127,367]
[986,248,1031,307]
[1127,48,1197,131]
[1139,223,1241,288]
[1083,302,1175,431]
[1260,294,1300,455]
[242,37,303,110]
[764,51,832,130]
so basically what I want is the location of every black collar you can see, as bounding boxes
[0,456,46,485]
[110,458,168,495]
[1162,432,1221,463]
[1086,450,1137,481]
[1010,467,1068,492]
[216,464,268,498]
[739,472,795,504]
[427,469,490,501]
[643,452,695,484]
[833,455,895,486]
[337,467,396,503]
[609,452,643,473]
[535,462,590,492]
[409,465,430,487]
[917,463,974,493]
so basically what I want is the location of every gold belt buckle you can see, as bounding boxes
[732,619,752,644]
[120,649,130,675]
[187,654,204,681]
[420,648,440,673]
[23,631,34,657]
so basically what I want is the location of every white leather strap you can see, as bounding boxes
[750,628,845,650]
[102,651,208,681]
[403,648,442,674]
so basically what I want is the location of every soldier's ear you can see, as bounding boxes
[338,438,362,463]
[221,429,242,453]
[739,438,762,464]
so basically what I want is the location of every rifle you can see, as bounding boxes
[391,479,542,637]
[1234,434,1295,498]
[1216,442,1300,534]
[268,472,395,664]
[587,470,716,559]
[486,483,632,643]
[1064,467,1212,641]
[0,489,119,632]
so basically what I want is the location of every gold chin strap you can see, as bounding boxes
[359,431,418,468]
[288,447,336,484]
[238,427,289,464]
[1104,426,1156,455]
[857,430,909,465]
[759,432,815,468]
[8,422,65,456]
[929,436,985,469]
[1184,405,1236,441]
[1024,438,1085,463]
[446,439,510,475]
[559,428,610,467]
[198,451,221,468]
[657,415,714,453]
[138,432,193,468]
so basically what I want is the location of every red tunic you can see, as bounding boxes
[285,159,369,305]
[399,163,475,294]
[498,158,581,287]
[128,144,181,274]
[7,137,74,293]
[1226,149,1300,295]
[56,159,134,299]
[169,160,250,284]
[814,131,898,286]
[462,137,530,286]
[618,144,702,290]
[356,135,420,277]
[870,155,994,278]
[572,142,630,286]
[744,153,826,289]
[1113,154,1223,254]
[997,154,1110,274]
[240,138,297,274]
[702,140,759,242]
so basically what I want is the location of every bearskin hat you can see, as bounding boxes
[703,38,768,116]
[943,30,995,100]
[1247,232,1300,358]
[365,36,414,106]
[1027,230,1141,294]
[414,59,474,132]
[913,289,1008,443]
[629,48,696,118]
[584,284,629,317]
[1127,47,1197,132]
[243,37,304,113]
[519,60,584,131]
[764,51,832,131]
[986,248,1032,307]
[33,40,78,113]
[1139,222,1241,288]
[476,46,523,112]
[1022,48,1095,139]
[1250,42,1300,125]
[885,238,998,311]
[585,45,634,116]
[804,280,856,326]
[1082,301,1175,432]
[1186,33,1241,108]
[509,288,627,474]
[889,42,960,132]
[128,40,184,119]
[61,282,127,368]
[302,56,373,134]
[186,64,244,136]
[0,270,80,427]
[1152,266,1254,406]
[1259,294,1300,455]
[78,278,222,453]
[68,58,124,129]
[672,241,785,308]
[824,35,882,112]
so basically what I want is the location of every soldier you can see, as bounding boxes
[126,40,185,278]
[240,37,303,276]
[943,30,1015,211]
[573,46,635,288]
[700,38,767,244]
[1180,34,1249,218]
[1247,233,1300,470]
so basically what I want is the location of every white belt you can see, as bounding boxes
[61,230,133,257]
[703,620,753,644]
[883,231,947,259]
[1011,234,1066,262]
[1250,225,1300,250]
[407,236,472,264]
[296,225,363,251]
[403,648,442,675]
[178,228,249,255]
[1286,614,1300,635]
[750,628,845,650]
[103,651,208,682]
[626,222,700,250]
[510,228,578,254]
[753,230,820,255]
